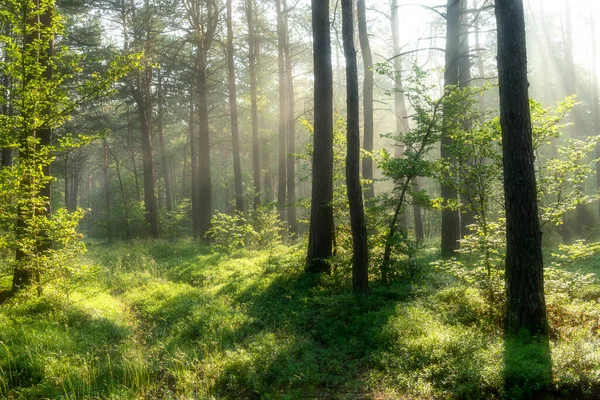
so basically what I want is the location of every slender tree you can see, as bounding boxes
[283,0,297,235]
[246,0,261,209]
[357,0,374,200]
[495,0,549,338]
[306,0,334,273]
[458,0,476,237]
[391,0,423,240]
[276,0,287,221]
[592,16,600,218]
[342,0,369,294]
[226,0,244,214]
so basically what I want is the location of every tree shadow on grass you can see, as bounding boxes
[503,332,553,400]
[213,271,414,398]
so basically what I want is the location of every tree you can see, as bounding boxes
[342,0,368,294]
[391,0,423,241]
[276,0,287,221]
[226,0,244,214]
[246,0,261,209]
[357,0,374,200]
[592,15,600,218]
[283,0,297,236]
[440,0,461,256]
[125,0,160,238]
[306,0,334,273]
[458,0,476,237]
[186,0,217,239]
[495,0,549,338]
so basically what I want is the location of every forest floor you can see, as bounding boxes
[1,239,600,399]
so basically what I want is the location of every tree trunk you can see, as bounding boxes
[283,0,297,236]
[276,0,287,221]
[306,0,334,273]
[196,44,213,240]
[226,0,245,214]
[13,1,54,291]
[190,86,201,237]
[458,0,476,238]
[342,0,369,294]
[563,0,587,234]
[391,0,423,240]
[357,0,374,200]
[495,0,549,339]
[136,65,159,238]
[440,0,461,256]
[246,0,261,209]
[592,17,600,218]
[157,69,173,212]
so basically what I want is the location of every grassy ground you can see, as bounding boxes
[1,239,600,399]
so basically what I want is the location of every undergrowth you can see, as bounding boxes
[0,239,599,399]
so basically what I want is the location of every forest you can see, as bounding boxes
[1,0,600,398]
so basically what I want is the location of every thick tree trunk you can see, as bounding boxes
[283,0,297,235]
[357,0,374,200]
[495,0,549,338]
[276,0,287,221]
[247,0,261,209]
[306,0,334,273]
[226,0,245,214]
[342,0,369,294]
[440,0,461,256]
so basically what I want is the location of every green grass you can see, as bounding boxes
[1,239,599,399]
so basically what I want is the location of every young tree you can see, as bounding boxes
[342,0,368,294]
[306,0,334,273]
[391,0,423,241]
[495,0,549,338]
[357,0,374,200]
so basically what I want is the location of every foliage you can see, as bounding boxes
[0,0,137,293]
[1,240,600,398]
[206,206,284,253]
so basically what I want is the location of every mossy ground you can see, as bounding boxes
[1,239,599,399]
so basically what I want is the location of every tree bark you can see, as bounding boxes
[276,0,287,221]
[283,0,297,236]
[592,17,600,218]
[440,0,461,256]
[246,0,261,209]
[357,0,374,200]
[226,0,245,214]
[196,44,213,239]
[495,0,549,338]
[342,0,369,294]
[157,68,173,212]
[563,0,586,234]
[458,0,476,238]
[135,64,159,238]
[306,0,334,273]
